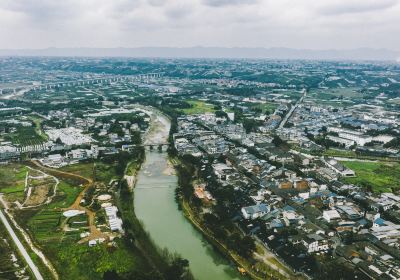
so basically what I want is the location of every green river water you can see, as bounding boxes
[134,151,242,280]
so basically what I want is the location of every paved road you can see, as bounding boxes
[278,88,306,129]
[0,209,44,280]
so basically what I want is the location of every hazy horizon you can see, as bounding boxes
[1,46,399,61]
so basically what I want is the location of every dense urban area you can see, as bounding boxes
[1,57,400,280]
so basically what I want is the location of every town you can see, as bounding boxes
[0,57,400,280]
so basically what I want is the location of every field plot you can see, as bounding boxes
[309,88,363,100]
[59,161,118,185]
[341,161,400,193]
[24,176,56,207]
[26,115,48,140]
[59,162,94,180]
[5,161,149,280]
[246,102,278,114]
[182,100,216,114]
[4,125,46,146]
[27,209,64,242]
[0,164,28,202]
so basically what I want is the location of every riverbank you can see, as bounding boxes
[172,157,294,280]
[180,198,261,280]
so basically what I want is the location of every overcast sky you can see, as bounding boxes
[0,0,399,50]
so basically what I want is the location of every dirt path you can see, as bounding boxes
[30,160,107,243]
[30,160,92,185]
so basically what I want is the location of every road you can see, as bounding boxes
[0,194,59,279]
[0,209,44,280]
[278,88,306,129]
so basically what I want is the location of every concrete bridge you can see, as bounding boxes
[0,73,164,95]
[123,142,170,152]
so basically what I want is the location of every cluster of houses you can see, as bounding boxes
[174,111,400,279]
[0,106,150,167]
[284,102,399,158]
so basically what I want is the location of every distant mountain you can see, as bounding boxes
[0,47,399,61]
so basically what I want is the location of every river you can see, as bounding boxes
[134,108,241,280]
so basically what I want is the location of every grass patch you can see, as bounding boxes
[309,88,363,100]
[0,164,28,202]
[50,239,146,280]
[59,161,118,185]
[50,181,82,209]
[27,209,63,243]
[59,162,94,180]
[182,100,216,115]
[324,149,357,157]
[26,115,48,141]
[341,161,400,192]
[247,102,278,114]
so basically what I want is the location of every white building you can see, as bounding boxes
[241,204,270,220]
[105,206,123,232]
[302,234,330,253]
[323,209,341,223]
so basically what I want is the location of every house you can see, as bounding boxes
[325,158,355,177]
[105,206,123,232]
[302,233,330,253]
[282,207,304,225]
[323,209,341,223]
[241,204,270,220]
[335,205,362,220]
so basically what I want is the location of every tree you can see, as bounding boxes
[103,270,120,280]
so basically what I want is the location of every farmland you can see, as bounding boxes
[27,115,48,141]
[246,102,278,114]
[4,125,47,147]
[341,161,400,193]
[182,100,216,115]
[59,161,119,185]
[309,87,363,100]
[0,164,28,202]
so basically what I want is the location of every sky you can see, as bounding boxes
[0,0,399,50]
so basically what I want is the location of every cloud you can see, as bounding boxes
[202,0,257,7]
[317,0,398,15]
[0,0,399,50]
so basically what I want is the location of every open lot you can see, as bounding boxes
[341,161,400,193]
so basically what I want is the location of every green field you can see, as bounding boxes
[27,115,49,141]
[309,88,363,100]
[59,161,118,185]
[341,161,400,192]
[4,126,46,146]
[324,149,357,157]
[182,100,216,114]
[51,181,82,208]
[246,102,278,114]
[0,165,28,202]
[19,175,147,279]
[28,209,65,242]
